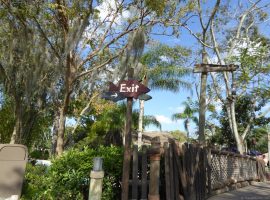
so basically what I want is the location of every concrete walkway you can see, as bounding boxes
[208,182,270,200]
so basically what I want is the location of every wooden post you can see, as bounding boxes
[164,142,171,200]
[131,145,138,200]
[121,68,134,200]
[89,157,104,200]
[198,71,207,144]
[194,62,239,145]
[173,146,180,199]
[141,145,148,200]
[138,99,144,148]
[169,143,175,200]
[268,131,270,169]
[148,138,161,200]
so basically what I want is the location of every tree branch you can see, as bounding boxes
[71,92,99,135]
[182,25,213,49]
[33,17,61,60]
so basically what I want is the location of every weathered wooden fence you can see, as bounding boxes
[127,138,266,200]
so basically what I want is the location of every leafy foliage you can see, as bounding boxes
[70,100,161,148]
[0,97,14,143]
[22,146,123,200]
[170,130,187,142]
[145,0,166,16]
[212,95,270,148]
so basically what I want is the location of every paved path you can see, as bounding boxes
[208,182,270,200]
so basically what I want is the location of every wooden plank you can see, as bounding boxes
[179,144,188,199]
[149,139,161,200]
[193,64,239,73]
[172,144,180,200]
[141,145,148,200]
[176,144,188,199]
[164,142,171,200]
[169,143,175,200]
[132,145,138,199]
[189,144,198,200]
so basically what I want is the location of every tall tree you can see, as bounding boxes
[0,0,174,155]
[0,1,60,144]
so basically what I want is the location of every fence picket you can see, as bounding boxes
[132,145,138,199]
[141,145,148,200]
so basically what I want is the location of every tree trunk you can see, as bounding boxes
[138,99,144,148]
[10,100,22,144]
[198,72,207,144]
[51,112,60,156]
[230,100,244,154]
[55,51,73,156]
[268,130,270,167]
[198,47,208,145]
[186,119,190,143]
[56,105,67,156]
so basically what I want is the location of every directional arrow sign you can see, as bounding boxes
[109,80,150,99]
[101,91,125,102]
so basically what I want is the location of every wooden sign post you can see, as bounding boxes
[121,68,134,200]
[193,63,239,144]
[101,69,151,200]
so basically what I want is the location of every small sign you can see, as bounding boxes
[101,91,125,102]
[193,64,239,73]
[138,94,152,101]
[109,80,150,99]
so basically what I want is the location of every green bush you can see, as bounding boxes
[21,164,51,199]
[21,146,123,200]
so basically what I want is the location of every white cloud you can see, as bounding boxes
[84,0,132,42]
[95,0,131,26]
[168,106,185,113]
[155,115,173,124]
[176,106,185,112]
[155,115,183,125]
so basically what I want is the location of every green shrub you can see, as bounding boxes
[21,146,123,200]
[21,164,52,200]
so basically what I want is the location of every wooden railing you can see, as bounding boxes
[127,138,267,200]
[209,149,262,196]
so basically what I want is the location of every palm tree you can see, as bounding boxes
[141,44,192,91]
[136,44,192,147]
[171,97,198,142]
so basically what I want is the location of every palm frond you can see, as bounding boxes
[171,113,187,121]
[143,115,162,130]
[149,78,191,92]
[149,65,192,78]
